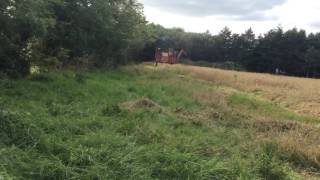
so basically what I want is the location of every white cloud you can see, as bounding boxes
[139,0,320,34]
[140,0,286,19]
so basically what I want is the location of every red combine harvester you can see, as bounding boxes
[155,48,185,65]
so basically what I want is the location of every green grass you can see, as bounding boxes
[0,66,317,179]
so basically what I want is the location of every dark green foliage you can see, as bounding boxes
[245,27,308,76]
[0,0,53,77]
[0,0,150,77]
[305,47,320,77]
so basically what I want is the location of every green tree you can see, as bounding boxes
[305,47,320,77]
[46,0,146,67]
[215,27,233,62]
[0,0,53,77]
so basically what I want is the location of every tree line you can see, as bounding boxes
[142,25,320,77]
[1,0,320,78]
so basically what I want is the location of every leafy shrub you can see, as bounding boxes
[0,72,9,79]
[0,57,30,78]
[56,48,70,67]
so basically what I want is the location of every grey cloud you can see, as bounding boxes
[310,21,320,28]
[232,12,278,21]
[141,0,286,20]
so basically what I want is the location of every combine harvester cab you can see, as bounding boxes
[155,48,185,65]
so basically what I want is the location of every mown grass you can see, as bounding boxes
[227,93,319,124]
[0,65,319,179]
[168,64,320,117]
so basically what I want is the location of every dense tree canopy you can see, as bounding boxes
[0,0,150,77]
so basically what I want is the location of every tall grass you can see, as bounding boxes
[0,65,319,179]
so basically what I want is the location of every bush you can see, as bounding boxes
[0,57,31,78]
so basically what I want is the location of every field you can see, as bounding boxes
[169,64,320,117]
[1,63,320,179]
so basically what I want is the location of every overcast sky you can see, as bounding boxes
[138,0,320,35]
